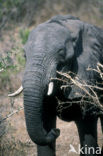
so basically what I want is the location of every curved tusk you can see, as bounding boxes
[47,82,54,96]
[8,86,23,97]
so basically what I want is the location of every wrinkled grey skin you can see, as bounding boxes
[23,15,103,156]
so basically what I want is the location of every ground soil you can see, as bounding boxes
[0,96,102,156]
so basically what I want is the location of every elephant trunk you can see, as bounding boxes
[23,71,60,146]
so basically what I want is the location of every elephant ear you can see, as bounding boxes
[82,24,103,59]
[64,20,84,58]
[64,38,74,62]
[59,20,84,73]
[76,23,103,83]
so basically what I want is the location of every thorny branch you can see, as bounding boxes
[87,62,103,80]
[55,62,103,114]
[1,63,103,123]
[0,107,24,124]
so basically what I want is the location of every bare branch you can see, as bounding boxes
[56,64,103,112]
[0,107,24,123]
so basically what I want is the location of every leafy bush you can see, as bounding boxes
[0,52,14,70]
[19,28,30,44]
[0,44,25,90]
[0,0,25,29]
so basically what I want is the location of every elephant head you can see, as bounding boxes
[22,16,84,146]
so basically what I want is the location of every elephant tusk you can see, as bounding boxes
[47,82,54,96]
[8,86,23,97]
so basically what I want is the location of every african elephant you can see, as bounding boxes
[12,15,103,156]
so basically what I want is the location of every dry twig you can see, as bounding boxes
[0,107,24,123]
[55,63,103,113]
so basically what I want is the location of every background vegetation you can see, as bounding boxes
[0,0,103,155]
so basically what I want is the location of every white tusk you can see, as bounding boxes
[8,86,23,97]
[47,82,54,96]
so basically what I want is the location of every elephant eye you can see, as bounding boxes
[59,49,65,58]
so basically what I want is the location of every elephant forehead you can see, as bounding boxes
[36,22,70,37]
[28,23,71,47]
